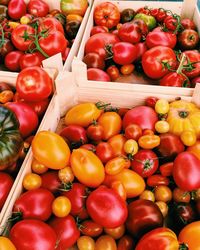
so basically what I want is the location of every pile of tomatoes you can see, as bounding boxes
[83,2,200,87]
[0,0,88,71]
[2,96,200,250]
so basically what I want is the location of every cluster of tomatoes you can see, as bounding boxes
[0,0,88,71]
[2,95,200,250]
[83,2,200,87]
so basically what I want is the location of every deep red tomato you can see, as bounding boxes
[123,106,158,131]
[136,7,150,15]
[86,123,104,141]
[126,199,163,238]
[10,219,57,250]
[19,52,45,70]
[8,0,26,20]
[49,215,80,249]
[86,185,128,228]
[159,162,174,177]
[0,173,13,210]
[125,124,142,140]
[118,235,135,250]
[145,97,159,108]
[131,149,159,178]
[5,102,39,138]
[134,42,148,61]
[59,125,87,145]
[90,26,108,36]
[181,18,196,30]
[16,66,53,102]
[95,142,114,163]
[23,98,49,117]
[80,220,103,237]
[38,17,64,34]
[147,174,170,187]
[182,50,200,78]
[11,24,35,51]
[87,68,111,81]
[173,152,200,191]
[160,72,190,87]
[112,42,137,65]
[118,22,142,44]
[39,31,68,57]
[178,29,199,50]
[132,19,149,36]
[156,9,168,22]
[62,182,88,220]
[0,38,14,59]
[80,143,96,151]
[4,50,24,71]
[93,2,120,29]
[41,171,61,194]
[85,33,120,60]
[106,65,120,81]
[83,52,105,70]
[27,0,49,17]
[142,46,177,79]
[164,15,179,31]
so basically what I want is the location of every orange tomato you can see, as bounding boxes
[187,140,200,160]
[52,196,71,217]
[32,131,71,170]
[70,148,105,188]
[154,185,172,203]
[98,112,122,140]
[104,169,145,198]
[139,190,155,202]
[22,173,42,190]
[138,135,160,149]
[31,158,48,174]
[66,14,83,22]
[155,201,168,217]
[104,224,125,239]
[179,221,200,250]
[142,129,154,136]
[108,134,126,157]
[120,64,135,75]
[111,181,127,200]
[173,188,191,203]
[95,235,117,250]
[0,237,16,250]
[105,156,130,175]
[77,236,95,250]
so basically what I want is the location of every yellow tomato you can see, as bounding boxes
[70,148,105,188]
[52,196,71,217]
[104,224,125,239]
[77,236,95,250]
[7,21,20,29]
[65,102,103,127]
[66,14,83,22]
[22,173,42,190]
[124,139,138,156]
[138,135,160,149]
[32,131,71,170]
[0,237,16,250]
[31,158,48,174]
[105,156,130,175]
[181,130,196,146]
[139,190,155,202]
[95,235,117,250]
[155,99,169,114]
[155,120,170,133]
[155,201,169,217]
[58,166,74,183]
[187,140,200,160]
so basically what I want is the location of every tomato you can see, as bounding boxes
[65,102,103,127]
[77,236,95,250]
[81,220,103,237]
[123,106,158,131]
[95,142,114,163]
[41,171,61,193]
[105,156,130,175]
[131,149,159,178]
[62,182,88,220]
[125,124,142,140]
[156,201,168,217]
[85,33,120,60]
[187,140,200,160]
[145,96,159,109]
[124,139,138,156]
[118,22,141,44]
[146,30,177,49]
[95,235,117,250]
[86,185,128,228]
[8,0,26,20]
[147,174,170,187]
[38,17,64,34]
[120,8,135,23]
[31,158,48,174]
[112,42,137,65]
[106,65,120,81]
[32,131,71,170]
[11,24,35,51]
[181,18,196,30]
[83,52,105,70]
[27,0,49,17]
[120,64,135,75]
[23,98,49,117]
[94,2,120,29]
[134,13,156,30]
[160,162,174,177]
[154,185,172,203]
[4,51,24,71]
[108,134,126,157]
[60,0,88,17]
[173,152,200,191]
[142,46,177,79]
[181,130,196,146]
[182,50,200,79]
[160,72,190,87]
[178,29,199,50]
[0,173,13,210]
[104,224,125,239]
[86,122,104,141]
[58,167,74,184]
[173,187,191,203]
[191,76,200,88]
[70,148,105,188]
[10,219,56,250]
[90,26,108,36]
[0,237,16,250]
[139,190,155,202]
[52,196,71,217]
[155,121,170,133]
[16,66,53,102]
[139,135,160,149]
[6,102,38,138]
[22,173,42,190]
[87,68,111,82]
[118,235,135,250]
[111,181,127,201]
[104,168,145,198]
[135,227,179,250]
[39,31,68,57]
[19,52,45,70]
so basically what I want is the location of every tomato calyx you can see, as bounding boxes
[105,44,113,60]
[179,243,189,250]
[95,101,111,110]
[179,111,188,118]
[59,182,73,192]
[0,25,6,48]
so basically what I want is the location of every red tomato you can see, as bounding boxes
[16,66,53,102]
[13,188,54,221]
[131,149,159,178]
[27,0,49,17]
[142,46,177,79]
[38,17,64,34]
[6,102,39,138]
[87,68,111,82]
[191,76,200,88]
[145,97,159,108]
[182,50,200,79]
[83,53,105,70]
[123,106,158,131]
[0,173,13,210]
[49,215,80,249]
[178,29,199,50]
[160,72,190,87]
[147,174,170,187]
[95,142,114,163]
[173,152,200,191]
[11,24,35,51]
[59,125,87,145]
[125,124,142,140]
[23,98,49,117]
[159,162,174,177]
[86,123,104,141]
[41,171,61,194]
[93,2,120,29]
[5,51,24,72]
[8,0,26,20]
[80,220,103,237]
[90,26,108,36]
[118,22,142,44]
[10,219,57,250]
[164,15,179,31]
[118,235,135,250]
[19,52,45,70]
[134,42,148,61]
[106,65,120,81]
[112,42,137,65]
[132,19,149,36]
[181,18,196,30]
[86,185,128,228]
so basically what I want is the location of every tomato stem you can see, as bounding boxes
[0,25,5,49]
[95,101,111,110]
[179,111,188,118]
[179,243,189,250]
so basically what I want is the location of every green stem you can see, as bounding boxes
[0,25,5,48]
[179,243,189,250]
[33,34,49,58]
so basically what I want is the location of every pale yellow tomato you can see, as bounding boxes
[155,120,170,133]
[124,139,138,156]
[155,99,169,114]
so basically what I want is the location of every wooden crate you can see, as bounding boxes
[71,0,200,97]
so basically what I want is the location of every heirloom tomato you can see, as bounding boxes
[118,22,141,44]
[134,13,156,30]
[5,51,24,72]
[120,8,135,23]
[0,173,13,210]
[90,26,108,36]
[60,0,88,17]
[19,52,45,70]
[125,124,142,140]
[32,131,71,170]
[27,0,49,17]
[182,50,200,78]
[38,17,64,34]
[181,18,196,30]
[160,72,190,87]
[8,0,26,20]
[112,42,137,65]
[0,237,16,250]
[108,134,126,157]
[96,142,114,163]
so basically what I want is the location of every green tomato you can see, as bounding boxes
[134,13,157,30]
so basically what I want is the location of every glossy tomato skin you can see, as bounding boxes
[27,0,49,17]
[86,185,128,228]
[142,46,177,79]
[10,219,57,250]
[118,22,141,44]
[49,215,80,249]
[0,173,13,210]
[108,134,126,157]
[41,171,61,194]
[147,174,170,187]
[13,188,54,221]
[160,72,190,87]
[90,26,108,36]
[0,237,16,250]
[16,66,53,102]
[181,18,196,30]
[5,51,24,71]
[87,68,111,81]
[126,199,164,238]
[81,220,103,237]
[123,106,158,131]
[23,98,49,117]
[38,17,64,34]
[134,42,148,61]
[8,0,26,20]
[118,235,135,250]
[19,52,45,70]
[182,50,200,79]
[178,29,199,50]
[59,125,87,145]
[95,142,114,163]
[112,42,137,65]
[83,52,105,70]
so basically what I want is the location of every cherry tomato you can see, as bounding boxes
[155,121,170,133]
[52,196,71,217]
[77,236,95,250]
[31,158,48,174]
[106,65,120,81]
[96,142,114,163]
[173,187,191,203]
[108,134,126,157]
[138,135,160,149]
[87,123,104,141]
[118,235,135,250]
[124,139,138,156]
[58,167,74,184]
[105,156,130,175]
[120,64,135,75]
[125,124,142,140]
[154,185,172,203]
[95,235,117,250]
[155,99,170,114]
[104,224,125,239]
[22,173,42,190]
[139,190,155,202]
[80,220,103,238]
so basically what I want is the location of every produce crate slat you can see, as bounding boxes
[181,0,197,19]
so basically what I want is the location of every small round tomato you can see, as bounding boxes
[125,124,142,140]
[105,156,130,175]
[77,236,95,250]
[0,237,16,250]
[154,185,172,203]
[108,134,126,157]
[155,201,168,217]
[81,220,103,238]
[87,123,104,141]
[155,121,170,134]
[155,99,170,114]
[5,51,24,71]
[52,196,71,218]
[58,167,74,184]
[83,52,105,70]
[31,158,48,174]
[118,235,135,250]
[104,224,125,239]
[22,173,42,190]
[95,235,117,250]
[142,129,154,136]
[138,135,160,149]
[120,64,135,75]
[124,139,138,156]
[96,142,114,163]
[139,190,155,202]
[173,188,191,203]
[106,65,120,81]
[180,130,196,146]
[111,181,127,201]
